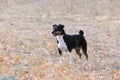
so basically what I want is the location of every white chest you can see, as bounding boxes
[57,35,68,51]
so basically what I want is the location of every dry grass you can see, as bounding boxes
[0,0,120,80]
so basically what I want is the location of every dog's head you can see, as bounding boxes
[52,24,65,36]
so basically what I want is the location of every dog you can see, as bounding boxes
[52,24,88,64]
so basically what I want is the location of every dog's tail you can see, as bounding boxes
[79,30,84,36]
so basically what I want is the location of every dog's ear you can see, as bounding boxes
[53,24,57,29]
[59,24,64,28]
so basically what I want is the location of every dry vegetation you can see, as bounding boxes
[0,0,120,80]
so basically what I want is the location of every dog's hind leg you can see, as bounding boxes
[82,46,88,60]
[75,47,82,59]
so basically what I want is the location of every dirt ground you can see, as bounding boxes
[0,0,120,80]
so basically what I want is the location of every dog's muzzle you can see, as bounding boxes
[52,31,56,36]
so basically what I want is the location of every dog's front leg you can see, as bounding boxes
[58,48,62,64]
[67,51,72,64]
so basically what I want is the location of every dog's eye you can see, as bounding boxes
[55,29,60,31]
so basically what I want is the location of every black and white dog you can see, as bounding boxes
[52,24,88,64]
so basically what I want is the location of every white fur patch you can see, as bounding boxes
[83,34,86,37]
[57,35,68,51]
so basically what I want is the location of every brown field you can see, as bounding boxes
[0,0,120,80]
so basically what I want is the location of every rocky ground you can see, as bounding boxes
[0,0,120,80]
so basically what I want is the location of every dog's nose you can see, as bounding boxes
[51,31,54,34]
